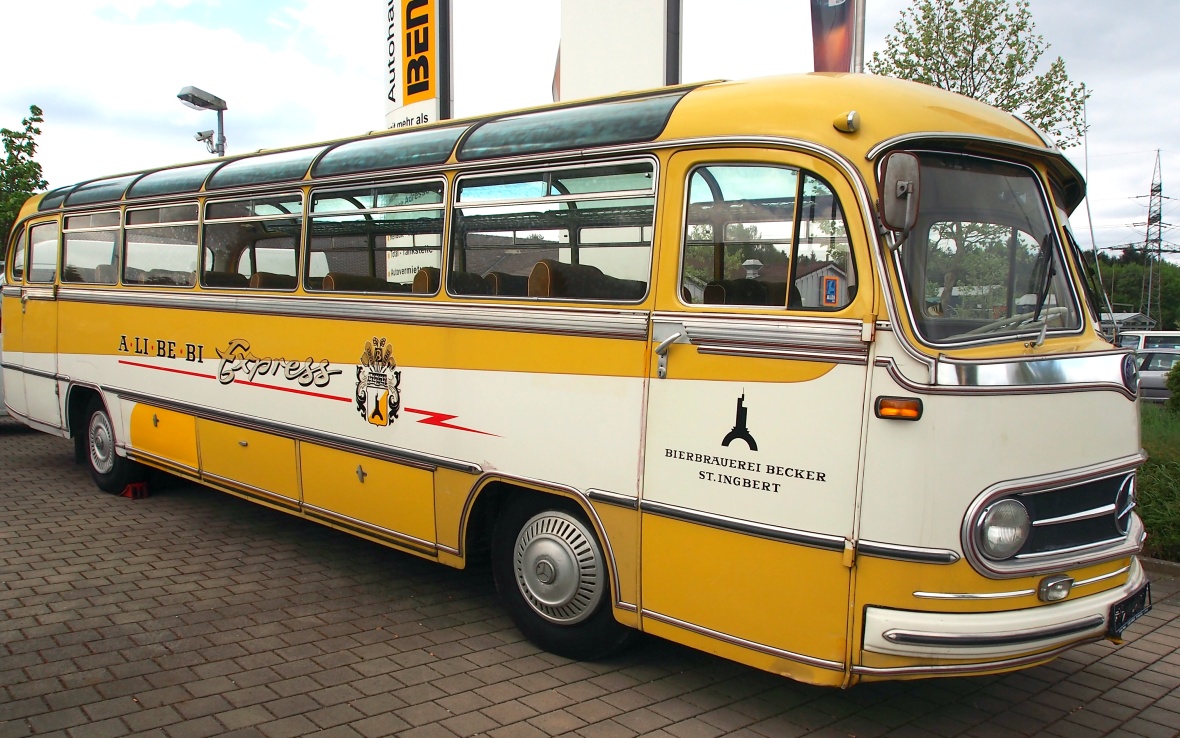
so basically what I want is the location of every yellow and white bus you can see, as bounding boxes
[2,74,1149,687]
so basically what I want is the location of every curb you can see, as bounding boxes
[1141,556,1180,577]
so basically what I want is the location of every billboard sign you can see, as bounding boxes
[385,0,452,129]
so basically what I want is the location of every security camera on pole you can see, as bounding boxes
[177,85,227,156]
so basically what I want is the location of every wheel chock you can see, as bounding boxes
[120,482,150,499]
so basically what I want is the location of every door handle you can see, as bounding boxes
[654,332,683,379]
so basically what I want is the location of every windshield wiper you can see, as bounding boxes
[1032,234,1056,322]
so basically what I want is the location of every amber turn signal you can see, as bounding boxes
[875,396,923,421]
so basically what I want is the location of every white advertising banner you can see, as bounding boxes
[384,0,451,129]
[556,0,680,102]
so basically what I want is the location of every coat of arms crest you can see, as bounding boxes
[356,337,401,427]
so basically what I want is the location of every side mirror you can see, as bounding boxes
[880,151,920,249]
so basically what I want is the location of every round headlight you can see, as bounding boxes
[1123,353,1140,395]
[978,499,1031,560]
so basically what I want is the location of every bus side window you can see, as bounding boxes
[307,181,444,294]
[203,194,302,291]
[27,221,60,284]
[122,205,199,287]
[8,228,27,282]
[451,161,655,301]
[681,165,855,310]
[63,211,121,284]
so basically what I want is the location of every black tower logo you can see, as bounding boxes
[722,394,758,451]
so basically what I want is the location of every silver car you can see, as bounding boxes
[1136,349,1180,403]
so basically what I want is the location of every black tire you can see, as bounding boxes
[492,495,636,660]
[81,397,144,494]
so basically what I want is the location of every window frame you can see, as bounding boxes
[201,191,305,292]
[449,156,659,303]
[122,203,200,289]
[305,176,448,295]
[62,209,122,285]
[677,161,858,312]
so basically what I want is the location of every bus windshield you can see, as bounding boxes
[893,152,1081,345]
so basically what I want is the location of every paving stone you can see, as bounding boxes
[3,421,1180,738]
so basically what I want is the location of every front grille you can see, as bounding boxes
[1015,472,1133,559]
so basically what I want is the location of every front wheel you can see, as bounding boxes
[80,398,144,494]
[492,497,635,660]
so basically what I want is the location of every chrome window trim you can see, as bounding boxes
[306,175,448,296]
[124,203,200,227]
[204,191,306,222]
[63,210,122,232]
[879,151,1084,351]
[642,609,844,671]
[654,310,868,365]
[640,499,847,552]
[309,177,447,214]
[450,156,660,306]
[877,355,1136,399]
[961,456,1146,578]
[58,289,649,341]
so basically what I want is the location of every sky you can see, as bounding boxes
[0,0,1177,259]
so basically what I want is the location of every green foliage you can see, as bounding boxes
[867,0,1089,148]
[1089,251,1180,330]
[1138,405,1180,561]
[1166,361,1180,415]
[1,105,48,243]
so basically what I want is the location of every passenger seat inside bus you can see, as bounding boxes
[203,271,249,288]
[527,259,646,300]
[704,279,802,308]
[321,272,407,292]
[248,272,296,290]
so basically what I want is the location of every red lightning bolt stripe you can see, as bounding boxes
[403,407,497,436]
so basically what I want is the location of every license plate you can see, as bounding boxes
[1108,582,1152,637]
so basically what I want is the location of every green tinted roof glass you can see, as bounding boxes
[38,185,74,211]
[458,91,689,162]
[206,147,325,190]
[313,125,466,178]
[65,175,137,206]
[129,162,221,198]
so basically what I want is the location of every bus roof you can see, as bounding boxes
[31,73,1085,215]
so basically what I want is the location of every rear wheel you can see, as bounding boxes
[492,496,635,660]
[81,398,144,494]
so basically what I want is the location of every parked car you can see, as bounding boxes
[1119,330,1180,351]
[1136,349,1180,403]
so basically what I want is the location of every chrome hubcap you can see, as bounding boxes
[89,410,115,475]
[513,511,604,624]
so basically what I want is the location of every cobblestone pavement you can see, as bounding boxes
[2,416,1179,738]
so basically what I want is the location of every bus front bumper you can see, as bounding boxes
[859,558,1148,668]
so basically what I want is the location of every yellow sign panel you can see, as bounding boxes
[402,0,436,105]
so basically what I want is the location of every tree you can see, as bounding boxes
[1,105,48,243]
[867,0,1089,148]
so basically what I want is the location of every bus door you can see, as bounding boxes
[19,221,62,428]
[639,149,870,680]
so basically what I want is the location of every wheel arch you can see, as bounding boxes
[459,475,625,608]
[64,382,104,441]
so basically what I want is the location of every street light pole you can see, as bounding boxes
[177,86,228,157]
